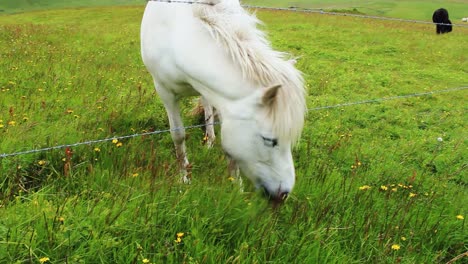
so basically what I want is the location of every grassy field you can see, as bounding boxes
[1,2,467,264]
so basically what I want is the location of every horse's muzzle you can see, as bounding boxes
[262,187,289,205]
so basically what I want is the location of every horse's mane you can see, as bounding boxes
[193,1,307,145]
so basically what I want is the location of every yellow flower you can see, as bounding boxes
[58,216,65,223]
[94,147,101,152]
[380,185,388,191]
[39,257,50,263]
[142,259,150,264]
[358,185,371,191]
[112,138,118,144]
[8,121,16,126]
[456,215,464,220]
[228,177,235,181]
[132,173,139,177]
[391,244,401,250]
[401,236,407,241]
[391,188,397,192]
[175,232,185,243]
[409,192,417,198]
[66,109,74,114]
[0,124,4,128]
[116,142,123,147]
[38,160,46,166]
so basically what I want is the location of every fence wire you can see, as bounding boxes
[243,5,468,28]
[1,86,466,159]
[1,1,466,158]
[146,0,468,28]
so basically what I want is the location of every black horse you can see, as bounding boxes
[432,8,452,34]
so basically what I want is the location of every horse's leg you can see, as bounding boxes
[201,97,216,148]
[228,157,243,191]
[155,82,191,183]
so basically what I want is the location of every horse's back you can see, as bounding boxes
[141,2,192,72]
[141,1,252,101]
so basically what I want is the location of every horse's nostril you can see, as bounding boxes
[261,185,289,203]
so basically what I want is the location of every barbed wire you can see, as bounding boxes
[1,1,466,158]
[1,86,466,159]
[243,5,468,28]
[309,86,468,111]
[146,0,468,28]
[0,123,219,159]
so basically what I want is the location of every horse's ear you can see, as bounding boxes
[262,84,281,107]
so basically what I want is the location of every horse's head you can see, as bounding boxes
[221,84,296,202]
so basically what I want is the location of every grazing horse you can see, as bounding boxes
[432,8,453,34]
[140,0,306,202]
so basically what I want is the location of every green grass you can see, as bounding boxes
[1,4,467,264]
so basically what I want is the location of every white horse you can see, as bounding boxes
[140,0,306,202]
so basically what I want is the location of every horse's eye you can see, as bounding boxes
[261,136,278,148]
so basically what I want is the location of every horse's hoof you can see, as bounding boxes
[182,175,191,184]
[206,140,215,148]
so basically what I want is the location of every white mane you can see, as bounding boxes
[193,1,307,144]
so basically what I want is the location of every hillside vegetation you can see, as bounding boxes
[0,3,467,264]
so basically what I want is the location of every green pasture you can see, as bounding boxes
[0,2,467,264]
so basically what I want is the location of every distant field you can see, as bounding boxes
[0,2,467,264]
[1,0,467,21]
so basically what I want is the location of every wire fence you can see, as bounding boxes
[146,0,468,28]
[1,86,466,159]
[243,5,468,28]
[1,1,466,158]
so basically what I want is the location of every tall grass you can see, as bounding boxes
[0,5,467,264]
